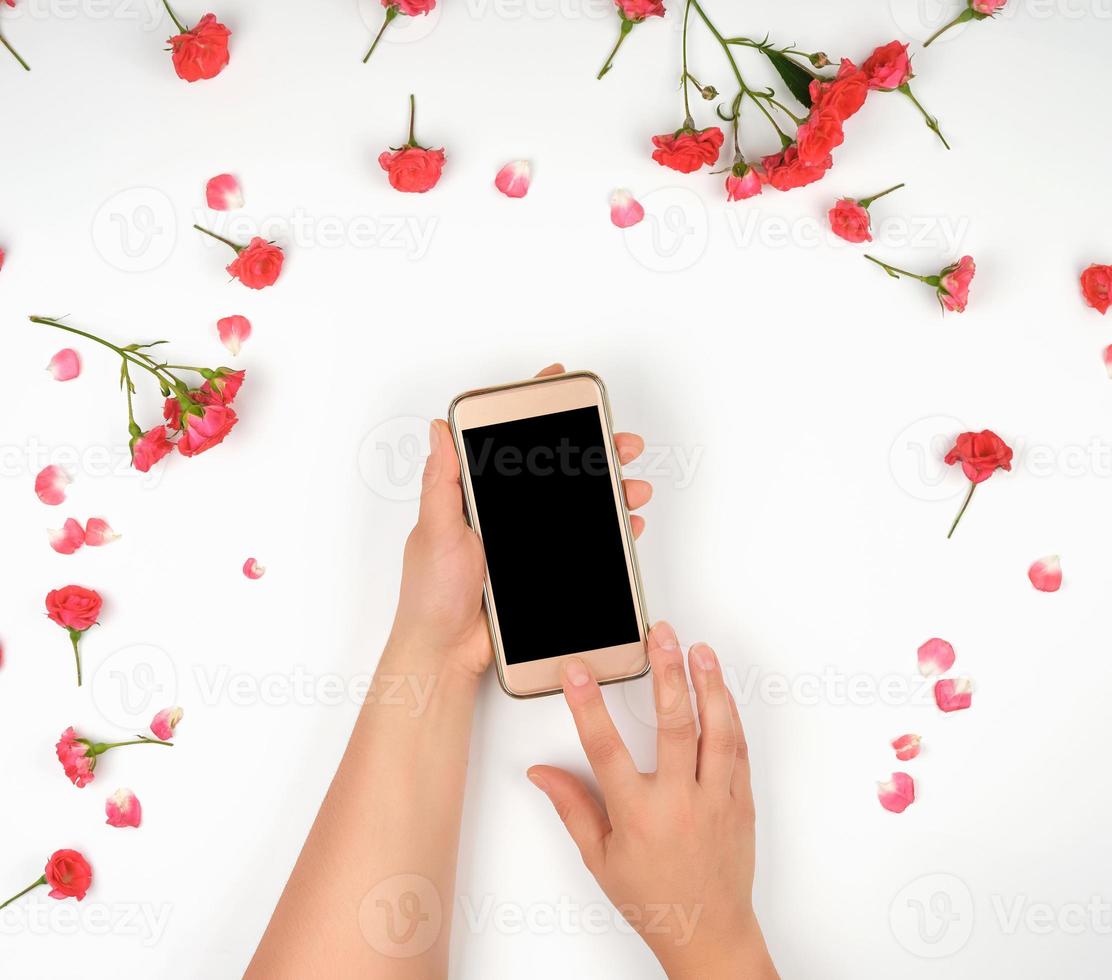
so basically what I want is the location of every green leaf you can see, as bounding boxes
[764,50,814,109]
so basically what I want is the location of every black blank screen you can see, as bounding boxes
[463,407,640,664]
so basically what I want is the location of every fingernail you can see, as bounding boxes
[692,643,717,671]
[428,420,440,454]
[651,621,679,651]
[564,658,591,687]
[527,770,548,792]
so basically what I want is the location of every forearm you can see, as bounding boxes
[246,635,479,979]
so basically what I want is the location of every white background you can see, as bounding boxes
[1,0,1110,976]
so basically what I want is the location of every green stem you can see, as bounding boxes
[92,737,174,754]
[0,877,46,912]
[859,182,905,209]
[193,224,243,253]
[161,0,187,34]
[0,31,30,71]
[597,16,633,79]
[863,254,933,284]
[947,482,976,539]
[30,317,180,389]
[924,7,975,47]
[899,83,950,150]
[761,93,807,126]
[362,5,397,64]
[406,93,417,146]
[70,630,83,687]
[681,0,693,122]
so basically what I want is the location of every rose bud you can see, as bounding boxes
[378,94,445,193]
[650,125,724,173]
[725,162,762,202]
[166,9,231,82]
[151,706,184,741]
[864,254,975,313]
[926,0,1009,47]
[105,789,142,829]
[0,850,94,912]
[45,585,103,686]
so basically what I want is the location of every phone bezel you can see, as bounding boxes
[449,371,650,698]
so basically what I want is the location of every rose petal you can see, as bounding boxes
[243,557,266,580]
[891,733,922,761]
[206,173,244,211]
[609,189,645,229]
[150,706,183,741]
[35,465,71,505]
[84,518,121,547]
[1104,345,1112,379]
[46,349,81,382]
[0,248,5,272]
[217,315,252,356]
[105,788,142,829]
[1027,555,1062,593]
[494,160,531,199]
[917,637,955,677]
[935,677,973,712]
[878,772,915,813]
[48,518,86,555]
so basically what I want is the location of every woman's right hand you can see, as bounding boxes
[527,621,778,980]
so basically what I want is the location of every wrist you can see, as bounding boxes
[657,919,777,980]
[377,632,482,706]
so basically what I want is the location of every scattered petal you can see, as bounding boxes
[494,160,531,198]
[243,557,266,580]
[205,173,244,211]
[891,734,922,761]
[917,637,955,677]
[878,772,915,813]
[1027,555,1062,593]
[48,519,86,556]
[46,349,81,382]
[1081,264,1111,315]
[35,465,71,505]
[609,189,645,229]
[150,706,183,741]
[935,677,973,713]
[0,248,5,272]
[217,315,252,356]
[1104,345,1112,378]
[105,788,142,829]
[84,518,120,548]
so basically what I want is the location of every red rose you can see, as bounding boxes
[44,850,93,901]
[829,199,871,243]
[945,430,1013,484]
[378,146,446,193]
[615,0,665,19]
[862,41,912,90]
[45,586,102,632]
[389,0,437,13]
[178,402,238,457]
[761,145,831,192]
[169,13,231,83]
[226,238,284,289]
[1081,263,1112,315]
[650,126,724,173]
[131,426,174,472]
[809,59,869,122]
[796,109,844,166]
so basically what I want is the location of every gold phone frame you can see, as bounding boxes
[449,371,650,699]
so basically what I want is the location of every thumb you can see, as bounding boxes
[418,419,465,530]
[527,765,610,872]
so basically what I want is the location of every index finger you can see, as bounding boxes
[561,657,638,802]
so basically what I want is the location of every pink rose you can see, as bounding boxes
[56,728,96,788]
[177,402,238,458]
[939,255,976,313]
[828,199,872,243]
[1081,264,1112,315]
[862,41,912,90]
[226,238,284,289]
[972,0,1007,12]
[725,166,762,201]
[795,109,844,166]
[387,0,436,13]
[378,147,446,193]
[615,0,664,20]
[131,427,174,472]
[46,586,102,632]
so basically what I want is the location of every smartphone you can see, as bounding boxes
[449,371,650,698]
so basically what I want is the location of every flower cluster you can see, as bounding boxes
[30,316,247,475]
